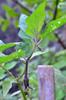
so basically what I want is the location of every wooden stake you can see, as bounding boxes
[37,65,55,100]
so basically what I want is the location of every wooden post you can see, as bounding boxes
[37,65,55,100]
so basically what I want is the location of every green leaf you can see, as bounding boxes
[0,43,16,52]
[1,20,10,32]
[42,15,66,39]
[39,38,49,49]
[0,67,5,79]
[53,59,66,69]
[29,74,38,88]
[31,49,50,59]
[55,69,66,100]
[0,61,17,79]
[4,61,17,70]
[18,14,32,40]
[26,1,46,36]
[0,49,24,63]
[56,85,64,100]
[25,0,38,5]
[53,50,66,69]
[0,93,17,100]
[18,30,31,39]
[55,50,66,57]
[2,79,12,96]
[16,40,32,57]
[3,5,18,18]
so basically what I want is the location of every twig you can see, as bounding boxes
[24,45,36,90]
[1,65,27,100]
[55,33,66,49]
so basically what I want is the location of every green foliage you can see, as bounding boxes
[3,5,18,18]
[42,15,66,39]
[0,67,5,79]
[26,1,46,37]
[0,62,17,79]
[55,69,66,100]
[31,48,50,59]
[0,43,16,52]
[18,14,33,56]
[1,20,10,32]
[53,50,66,68]
[4,61,17,70]
[0,49,24,63]
[0,94,17,100]
[2,79,12,96]
[0,0,66,100]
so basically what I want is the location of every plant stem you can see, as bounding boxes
[53,0,60,20]
[17,81,26,100]
[1,65,27,100]
[24,44,36,90]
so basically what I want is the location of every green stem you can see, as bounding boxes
[17,81,27,100]
[1,66,27,100]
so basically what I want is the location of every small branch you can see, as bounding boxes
[55,33,66,49]
[24,58,33,90]
[53,0,59,20]
[24,59,29,90]
[1,65,26,100]
[24,45,36,90]
[12,0,32,14]
[17,69,25,80]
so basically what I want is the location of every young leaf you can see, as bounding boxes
[4,61,17,70]
[26,1,46,36]
[31,49,50,59]
[18,14,31,40]
[42,15,66,39]
[0,43,16,52]
[0,62,17,79]
[1,20,10,32]
[0,49,24,63]
[3,5,18,18]
[2,79,12,96]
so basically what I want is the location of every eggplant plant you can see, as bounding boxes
[0,0,66,100]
